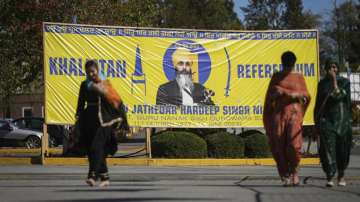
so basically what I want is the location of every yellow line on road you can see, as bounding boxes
[0,157,320,166]
[0,147,145,154]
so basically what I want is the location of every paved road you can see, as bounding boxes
[0,155,360,202]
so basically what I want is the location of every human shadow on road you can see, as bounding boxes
[56,188,164,192]
[235,175,360,202]
[233,176,304,202]
[0,183,155,188]
[36,197,221,202]
[234,177,265,202]
[303,177,360,197]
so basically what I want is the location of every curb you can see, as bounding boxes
[0,147,145,155]
[0,148,62,154]
[0,157,41,165]
[0,157,320,166]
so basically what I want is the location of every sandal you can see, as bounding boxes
[86,178,96,187]
[99,173,110,187]
[86,171,97,187]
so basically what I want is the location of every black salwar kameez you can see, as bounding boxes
[76,80,124,181]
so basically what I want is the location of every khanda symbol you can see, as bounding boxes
[224,47,231,97]
[131,45,146,95]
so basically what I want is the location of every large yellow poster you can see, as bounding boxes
[44,22,319,127]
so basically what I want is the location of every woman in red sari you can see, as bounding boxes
[263,51,311,186]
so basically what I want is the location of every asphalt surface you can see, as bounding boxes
[0,137,359,202]
[0,155,360,202]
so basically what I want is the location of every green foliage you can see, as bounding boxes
[282,0,304,29]
[69,0,162,27]
[241,0,285,29]
[0,1,51,115]
[282,0,320,29]
[195,128,227,138]
[324,1,360,71]
[241,0,320,30]
[151,131,207,158]
[161,0,242,30]
[244,133,271,158]
[171,128,226,138]
[320,1,360,71]
[205,132,244,158]
[238,130,263,138]
[0,0,243,117]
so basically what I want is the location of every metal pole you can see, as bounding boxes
[41,123,49,164]
[146,128,152,158]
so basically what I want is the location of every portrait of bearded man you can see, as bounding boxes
[156,48,214,106]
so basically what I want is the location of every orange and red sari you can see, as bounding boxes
[263,72,310,178]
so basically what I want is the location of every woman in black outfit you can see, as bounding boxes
[76,60,128,187]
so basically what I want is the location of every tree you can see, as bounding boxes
[0,0,60,117]
[0,0,164,117]
[352,1,360,71]
[69,0,162,27]
[241,0,285,29]
[0,0,243,117]
[324,0,360,71]
[0,1,108,116]
[241,0,320,30]
[282,0,304,28]
[302,10,321,29]
[161,0,242,30]
[282,0,320,29]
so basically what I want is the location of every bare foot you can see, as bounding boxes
[291,174,300,186]
[282,177,291,187]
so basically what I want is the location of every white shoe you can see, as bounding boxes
[326,180,334,187]
[338,179,346,186]
[99,180,110,187]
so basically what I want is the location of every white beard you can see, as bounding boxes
[176,73,194,92]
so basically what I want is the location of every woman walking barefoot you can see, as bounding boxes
[263,51,311,186]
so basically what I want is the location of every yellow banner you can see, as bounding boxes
[44,23,319,127]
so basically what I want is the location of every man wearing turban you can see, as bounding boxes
[156,48,214,106]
